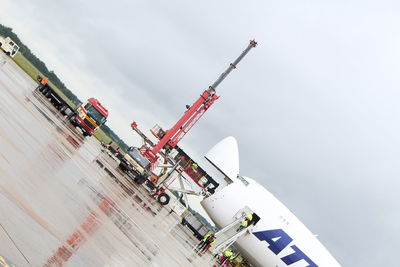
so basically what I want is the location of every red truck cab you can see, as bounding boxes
[70,98,108,136]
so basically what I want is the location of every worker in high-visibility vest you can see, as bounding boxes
[41,77,49,85]
[219,249,233,265]
[191,162,198,171]
[236,213,253,232]
[36,77,49,90]
[195,231,212,252]
[198,234,216,255]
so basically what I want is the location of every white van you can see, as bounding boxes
[0,36,20,57]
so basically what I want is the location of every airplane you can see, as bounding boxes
[201,136,341,267]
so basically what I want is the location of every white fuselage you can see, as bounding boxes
[201,177,341,267]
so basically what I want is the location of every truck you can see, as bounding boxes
[36,79,108,136]
[0,36,20,57]
[119,146,151,184]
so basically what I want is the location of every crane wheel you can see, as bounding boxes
[157,193,170,205]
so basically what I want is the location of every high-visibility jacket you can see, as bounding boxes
[241,219,249,227]
[223,250,233,257]
[245,213,253,221]
[41,77,49,85]
[209,236,216,245]
[202,232,212,241]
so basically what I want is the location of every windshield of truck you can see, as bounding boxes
[85,104,107,125]
[128,149,150,169]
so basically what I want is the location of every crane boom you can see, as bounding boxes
[143,40,257,163]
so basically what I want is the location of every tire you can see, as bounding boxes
[44,90,52,97]
[134,174,147,184]
[157,193,170,205]
[82,131,92,137]
[60,105,68,115]
[68,112,77,120]
[119,161,129,172]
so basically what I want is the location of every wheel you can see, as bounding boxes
[41,86,49,94]
[68,112,77,120]
[44,90,52,97]
[60,105,68,115]
[119,161,129,172]
[157,193,170,205]
[82,131,92,137]
[134,174,147,184]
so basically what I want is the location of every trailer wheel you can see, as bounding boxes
[157,193,170,205]
[68,112,77,120]
[44,90,52,97]
[60,105,68,115]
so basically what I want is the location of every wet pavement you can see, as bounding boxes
[0,52,213,267]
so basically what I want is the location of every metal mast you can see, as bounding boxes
[143,40,257,163]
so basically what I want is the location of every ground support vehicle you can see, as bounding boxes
[36,82,108,136]
[0,36,19,57]
[119,41,257,206]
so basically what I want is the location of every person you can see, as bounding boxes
[36,77,49,90]
[198,234,216,255]
[219,249,234,265]
[236,213,253,232]
[195,231,212,252]
[191,162,198,171]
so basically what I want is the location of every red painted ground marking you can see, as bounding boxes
[44,198,111,267]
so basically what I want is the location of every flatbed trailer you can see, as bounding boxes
[36,83,75,116]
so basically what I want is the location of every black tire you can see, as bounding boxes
[157,193,170,205]
[41,86,49,94]
[68,112,77,120]
[44,90,52,97]
[82,131,92,137]
[60,105,68,115]
[119,161,129,172]
[134,174,147,184]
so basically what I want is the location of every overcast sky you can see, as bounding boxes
[2,0,400,266]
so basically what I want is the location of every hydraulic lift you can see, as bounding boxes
[127,40,257,205]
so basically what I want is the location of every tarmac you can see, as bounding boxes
[0,51,215,267]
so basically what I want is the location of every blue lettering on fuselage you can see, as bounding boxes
[253,229,318,267]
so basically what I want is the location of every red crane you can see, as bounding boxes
[142,40,257,164]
